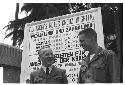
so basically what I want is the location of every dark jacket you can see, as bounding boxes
[30,65,68,84]
[78,47,120,83]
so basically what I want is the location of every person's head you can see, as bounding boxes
[38,46,55,67]
[78,28,97,52]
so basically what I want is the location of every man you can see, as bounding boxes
[78,28,120,83]
[30,47,68,84]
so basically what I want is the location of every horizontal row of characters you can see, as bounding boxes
[29,28,120,84]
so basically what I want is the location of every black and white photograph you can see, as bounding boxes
[0,1,123,84]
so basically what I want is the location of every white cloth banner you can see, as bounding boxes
[20,7,104,83]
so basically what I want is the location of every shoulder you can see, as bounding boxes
[102,49,115,55]
[100,48,116,59]
[103,48,115,54]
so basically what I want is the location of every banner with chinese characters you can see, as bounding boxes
[20,7,104,83]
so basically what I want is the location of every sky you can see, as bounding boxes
[0,2,25,46]
[0,3,16,45]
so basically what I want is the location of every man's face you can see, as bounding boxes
[79,34,93,51]
[39,48,55,67]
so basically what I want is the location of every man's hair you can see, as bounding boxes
[38,45,51,55]
[78,28,97,42]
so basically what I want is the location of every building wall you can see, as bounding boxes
[3,65,21,83]
[0,43,22,67]
[0,43,22,83]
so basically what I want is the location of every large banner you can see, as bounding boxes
[20,7,104,83]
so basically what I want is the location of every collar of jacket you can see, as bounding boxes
[38,65,58,79]
[41,65,53,73]
[87,46,104,64]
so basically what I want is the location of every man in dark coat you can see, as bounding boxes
[30,47,68,84]
[78,28,120,83]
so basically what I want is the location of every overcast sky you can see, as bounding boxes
[0,3,15,45]
[0,3,25,46]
